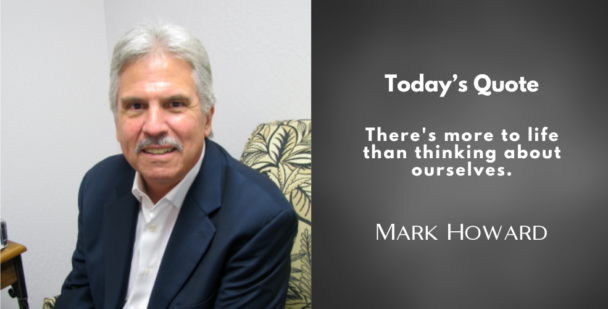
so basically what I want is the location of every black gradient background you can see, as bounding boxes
[314,2,608,308]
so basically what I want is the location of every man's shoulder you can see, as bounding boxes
[85,154,133,179]
[210,141,293,214]
[80,154,134,195]
[208,140,297,234]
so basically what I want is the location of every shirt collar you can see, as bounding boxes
[131,141,206,209]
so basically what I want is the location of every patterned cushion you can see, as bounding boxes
[42,296,58,309]
[240,120,312,309]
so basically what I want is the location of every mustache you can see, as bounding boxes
[135,136,183,153]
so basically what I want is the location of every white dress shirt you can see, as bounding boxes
[123,143,205,309]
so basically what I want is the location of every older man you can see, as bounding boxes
[56,23,297,309]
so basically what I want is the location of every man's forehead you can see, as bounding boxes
[118,54,196,95]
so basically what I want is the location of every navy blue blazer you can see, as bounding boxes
[56,139,297,309]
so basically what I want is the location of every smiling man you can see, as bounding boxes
[117,52,210,204]
[56,22,297,309]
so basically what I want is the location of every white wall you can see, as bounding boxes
[1,1,113,307]
[1,1,310,308]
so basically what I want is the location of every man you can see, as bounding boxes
[56,22,297,309]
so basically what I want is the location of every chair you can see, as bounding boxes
[240,120,312,309]
[42,297,56,309]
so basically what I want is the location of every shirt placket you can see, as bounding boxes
[128,201,168,309]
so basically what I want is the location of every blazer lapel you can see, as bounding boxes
[148,140,225,309]
[104,173,139,309]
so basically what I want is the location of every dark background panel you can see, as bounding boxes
[314,1,608,308]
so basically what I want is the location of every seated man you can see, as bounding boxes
[56,22,297,309]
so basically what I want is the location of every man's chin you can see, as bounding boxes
[140,171,183,186]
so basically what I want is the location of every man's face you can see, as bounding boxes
[116,52,213,191]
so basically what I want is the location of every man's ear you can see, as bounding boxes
[204,106,215,138]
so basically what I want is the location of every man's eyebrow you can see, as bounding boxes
[120,96,144,105]
[119,95,190,106]
[164,95,190,102]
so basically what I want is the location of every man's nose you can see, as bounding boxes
[142,105,168,137]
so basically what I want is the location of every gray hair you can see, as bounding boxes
[109,22,216,120]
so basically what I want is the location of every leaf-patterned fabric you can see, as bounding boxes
[43,297,57,309]
[241,120,312,309]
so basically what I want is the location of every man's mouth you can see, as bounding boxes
[143,147,176,154]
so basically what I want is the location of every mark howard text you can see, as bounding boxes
[376,224,547,240]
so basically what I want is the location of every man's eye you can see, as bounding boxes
[130,103,143,110]
[170,102,184,108]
